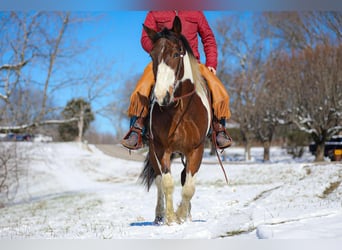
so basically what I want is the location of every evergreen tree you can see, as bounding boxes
[59,98,94,141]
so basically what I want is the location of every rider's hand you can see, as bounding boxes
[208,66,216,75]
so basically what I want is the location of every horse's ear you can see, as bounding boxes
[143,24,158,42]
[172,16,182,34]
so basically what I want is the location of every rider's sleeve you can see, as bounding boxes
[197,12,218,70]
[141,12,157,54]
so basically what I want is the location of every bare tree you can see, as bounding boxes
[76,58,118,139]
[105,73,141,139]
[215,12,342,162]
[0,144,20,205]
[36,12,70,122]
[215,13,277,161]
[0,12,37,125]
[264,11,342,50]
[263,11,342,161]
[0,12,73,132]
[268,44,342,161]
[0,12,112,136]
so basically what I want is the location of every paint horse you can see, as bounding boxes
[140,16,211,225]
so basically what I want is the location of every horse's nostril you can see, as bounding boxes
[162,91,171,106]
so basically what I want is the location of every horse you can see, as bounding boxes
[139,16,212,225]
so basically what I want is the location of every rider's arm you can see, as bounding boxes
[197,11,218,70]
[141,11,158,54]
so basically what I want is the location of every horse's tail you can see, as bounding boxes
[139,151,156,191]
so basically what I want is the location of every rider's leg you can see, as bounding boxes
[121,62,154,150]
[212,117,232,149]
[121,116,145,150]
[199,64,232,149]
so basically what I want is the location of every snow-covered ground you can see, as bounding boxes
[0,142,341,239]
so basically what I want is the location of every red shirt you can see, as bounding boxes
[141,11,218,70]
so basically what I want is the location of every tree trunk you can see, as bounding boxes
[76,108,84,142]
[76,119,83,142]
[244,141,252,161]
[38,13,70,123]
[315,142,325,162]
[263,140,271,162]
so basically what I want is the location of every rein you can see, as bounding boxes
[173,85,196,102]
[206,85,229,185]
[168,49,198,139]
[213,139,229,185]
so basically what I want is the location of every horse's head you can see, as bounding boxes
[143,16,195,106]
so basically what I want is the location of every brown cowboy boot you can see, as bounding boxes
[121,116,145,150]
[213,118,233,149]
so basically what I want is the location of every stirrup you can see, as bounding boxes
[121,126,143,150]
[212,130,233,150]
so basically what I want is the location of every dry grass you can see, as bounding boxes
[319,181,341,199]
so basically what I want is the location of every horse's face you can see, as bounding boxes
[150,37,185,106]
[143,16,187,106]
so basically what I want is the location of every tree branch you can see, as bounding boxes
[0,60,29,71]
[0,118,78,133]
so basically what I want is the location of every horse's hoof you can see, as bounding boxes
[176,215,191,224]
[165,215,179,225]
[154,216,164,225]
[166,221,178,226]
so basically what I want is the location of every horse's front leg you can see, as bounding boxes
[155,150,177,225]
[162,172,178,225]
[154,175,165,224]
[176,146,204,222]
[176,172,195,222]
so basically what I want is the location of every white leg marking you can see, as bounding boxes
[182,173,196,200]
[176,173,196,222]
[162,173,177,224]
[154,175,164,223]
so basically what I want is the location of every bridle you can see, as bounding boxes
[171,42,196,102]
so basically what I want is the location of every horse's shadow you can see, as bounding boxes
[129,221,158,227]
[129,220,206,227]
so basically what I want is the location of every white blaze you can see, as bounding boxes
[154,60,175,104]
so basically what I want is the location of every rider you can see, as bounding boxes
[121,11,232,150]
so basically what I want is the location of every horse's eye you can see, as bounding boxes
[173,53,180,58]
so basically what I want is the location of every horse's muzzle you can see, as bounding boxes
[156,91,171,106]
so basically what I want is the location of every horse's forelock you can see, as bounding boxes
[154,29,195,58]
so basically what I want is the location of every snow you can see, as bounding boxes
[0,142,341,239]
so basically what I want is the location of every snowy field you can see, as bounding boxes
[0,142,341,239]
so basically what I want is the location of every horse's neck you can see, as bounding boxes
[175,51,212,135]
[174,80,194,97]
[181,53,194,83]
